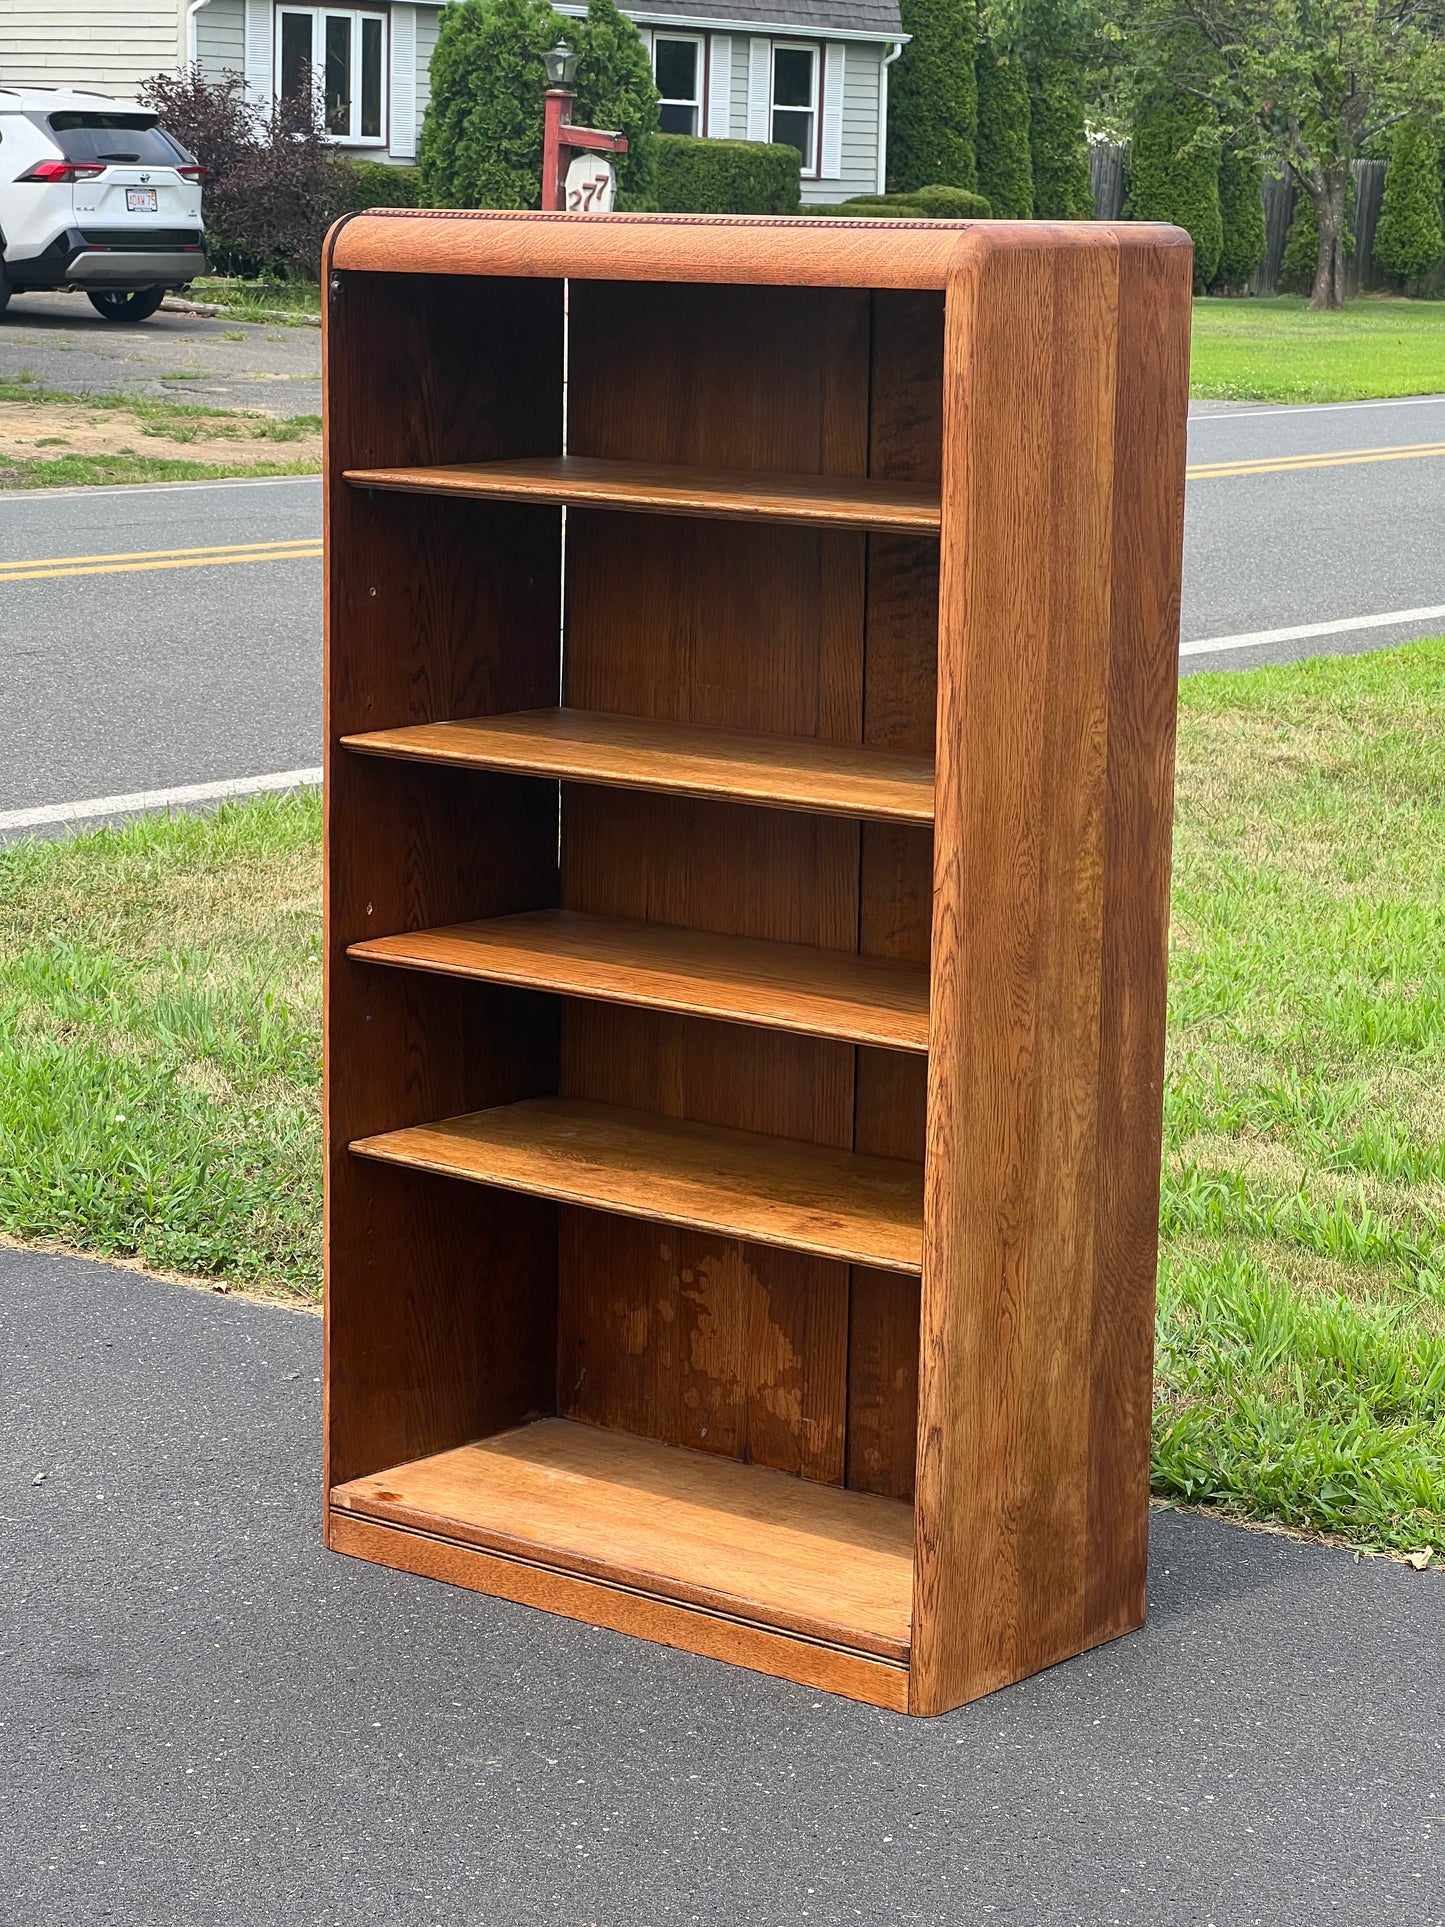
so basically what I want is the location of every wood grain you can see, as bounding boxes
[910,223,1191,1715]
[342,708,935,823]
[351,1097,924,1273]
[327,1511,911,1711]
[349,910,931,1051]
[331,1417,914,1656]
[344,455,941,532]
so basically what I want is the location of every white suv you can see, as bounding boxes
[0,86,205,322]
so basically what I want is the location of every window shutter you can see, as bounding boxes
[746,38,770,142]
[243,0,273,103]
[821,43,845,179]
[390,4,417,157]
[707,34,731,139]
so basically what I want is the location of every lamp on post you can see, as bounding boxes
[540,37,628,213]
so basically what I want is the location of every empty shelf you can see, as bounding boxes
[331,1418,914,1660]
[341,708,936,824]
[343,455,941,534]
[349,910,931,1052]
[350,1096,925,1274]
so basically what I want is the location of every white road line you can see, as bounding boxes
[0,766,322,832]
[1190,395,1445,423]
[1181,604,1445,659]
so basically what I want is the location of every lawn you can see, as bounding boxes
[1,641,1442,1556]
[0,373,321,488]
[1191,295,1445,403]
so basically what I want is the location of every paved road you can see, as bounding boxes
[1,1242,1441,1927]
[0,291,321,416]
[2,379,1444,821]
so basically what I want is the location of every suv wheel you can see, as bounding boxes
[87,288,167,322]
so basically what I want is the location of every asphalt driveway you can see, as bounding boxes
[2,1244,1441,1926]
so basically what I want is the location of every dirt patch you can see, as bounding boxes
[0,399,320,469]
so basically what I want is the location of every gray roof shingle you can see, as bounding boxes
[627,0,905,39]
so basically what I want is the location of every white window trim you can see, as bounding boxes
[276,7,390,148]
[770,40,820,178]
[652,31,704,139]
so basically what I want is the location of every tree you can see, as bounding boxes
[419,0,559,209]
[889,0,978,191]
[1106,0,1445,308]
[572,0,660,208]
[975,35,1034,216]
[1212,141,1267,288]
[1027,56,1094,216]
[1373,120,1445,282]
[1126,88,1222,288]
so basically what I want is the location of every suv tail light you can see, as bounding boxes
[176,164,206,182]
[19,159,106,183]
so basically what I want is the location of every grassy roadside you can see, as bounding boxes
[1,642,1442,1555]
[1191,295,1445,403]
[0,373,321,487]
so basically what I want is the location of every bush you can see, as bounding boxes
[975,39,1033,219]
[1027,56,1092,218]
[1373,122,1445,283]
[811,185,992,219]
[138,65,353,277]
[1127,90,1222,290]
[346,160,422,209]
[890,0,977,193]
[419,0,559,209]
[655,135,801,214]
[418,0,658,210]
[1212,143,1266,288]
[572,0,659,207]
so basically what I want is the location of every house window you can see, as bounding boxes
[653,35,702,136]
[277,8,387,145]
[770,43,818,173]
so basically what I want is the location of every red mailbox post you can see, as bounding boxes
[541,41,629,213]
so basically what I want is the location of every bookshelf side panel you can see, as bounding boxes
[912,229,1188,1714]
[323,269,566,1488]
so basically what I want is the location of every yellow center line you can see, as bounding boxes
[1186,440,1445,480]
[0,539,321,583]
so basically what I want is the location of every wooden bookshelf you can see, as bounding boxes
[322,210,1192,1715]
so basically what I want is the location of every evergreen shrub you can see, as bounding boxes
[1127,89,1222,290]
[1212,144,1266,288]
[1027,57,1092,218]
[655,135,801,214]
[975,39,1033,219]
[1373,122,1445,282]
[889,0,978,193]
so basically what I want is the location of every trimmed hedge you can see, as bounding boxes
[1127,89,1222,291]
[655,135,801,214]
[347,160,422,209]
[1027,57,1092,219]
[811,185,992,219]
[1212,144,1266,288]
[890,0,977,193]
[1373,121,1445,282]
[975,40,1033,220]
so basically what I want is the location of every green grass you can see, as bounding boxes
[0,453,321,488]
[1,643,1443,1554]
[190,277,323,323]
[1191,295,1445,402]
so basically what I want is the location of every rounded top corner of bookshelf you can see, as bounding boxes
[325,207,981,290]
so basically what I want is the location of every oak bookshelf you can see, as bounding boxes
[322,209,1192,1716]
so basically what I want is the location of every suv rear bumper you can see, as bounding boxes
[5,228,205,290]
[66,247,206,287]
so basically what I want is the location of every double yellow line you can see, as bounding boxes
[1188,439,1445,480]
[1,437,1441,583]
[0,535,321,584]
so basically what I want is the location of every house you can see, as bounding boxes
[0,0,904,203]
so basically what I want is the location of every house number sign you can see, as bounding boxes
[565,155,616,213]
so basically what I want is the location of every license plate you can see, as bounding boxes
[126,188,158,212]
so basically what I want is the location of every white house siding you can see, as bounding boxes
[414,0,439,125]
[0,0,181,96]
[196,0,246,81]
